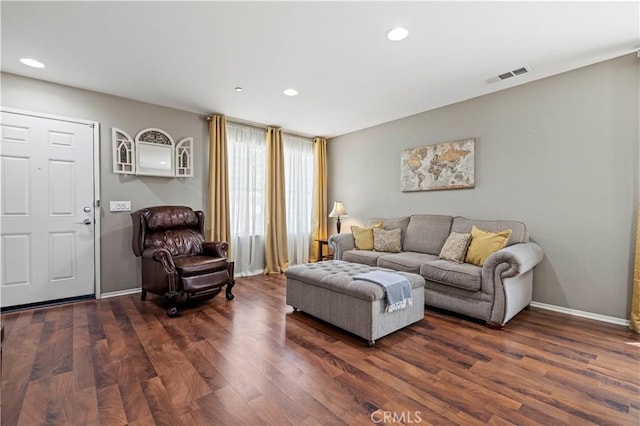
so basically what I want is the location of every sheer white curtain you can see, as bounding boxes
[227,123,266,276]
[283,134,314,265]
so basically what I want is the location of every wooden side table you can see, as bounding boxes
[315,239,333,261]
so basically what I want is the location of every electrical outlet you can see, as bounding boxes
[110,201,131,212]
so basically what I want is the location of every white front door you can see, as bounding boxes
[1,110,96,307]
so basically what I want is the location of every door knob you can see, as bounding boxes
[83,206,92,212]
[76,219,92,225]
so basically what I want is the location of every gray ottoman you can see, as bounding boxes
[285,260,425,346]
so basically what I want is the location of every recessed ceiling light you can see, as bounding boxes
[234,87,243,92]
[283,88,298,97]
[20,58,45,68]
[387,27,409,41]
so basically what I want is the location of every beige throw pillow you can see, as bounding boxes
[439,232,472,263]
[373,228,402,253]
[351,222,383,250]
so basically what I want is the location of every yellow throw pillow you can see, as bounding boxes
[351,222,383,250]
[465,225,512,266]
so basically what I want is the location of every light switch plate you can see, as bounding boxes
[110,201,131,212]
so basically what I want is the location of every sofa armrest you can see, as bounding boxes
[328,234,355,260]
[482,242,544,280]
[481,242,543,326]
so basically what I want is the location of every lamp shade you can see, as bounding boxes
[329,201,348,217]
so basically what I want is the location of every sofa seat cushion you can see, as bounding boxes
[343,250,387,266]
[420,260,482,291]
[377,252,439,274]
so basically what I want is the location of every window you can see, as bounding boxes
[226,123,314,274]
[227,123,266,276]
[283,134,314,265]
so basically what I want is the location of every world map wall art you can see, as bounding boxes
[400,138,475,192]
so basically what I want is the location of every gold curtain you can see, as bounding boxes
[207,115,231,253]
[309,137,328,261]
[631,204,640,333]
[264,127,289,274]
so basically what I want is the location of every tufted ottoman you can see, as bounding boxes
[285,260,425,346]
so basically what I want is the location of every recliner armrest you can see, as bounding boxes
[203,241,229,258]
[142,247,177,273]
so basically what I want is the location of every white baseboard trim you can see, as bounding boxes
[530,301,630,327]
[235,269,264,278]
[99,289,630,327]
[100,288,142,299]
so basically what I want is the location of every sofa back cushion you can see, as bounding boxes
[451,217,528,246]
[402,215,453,255]
[367,216,411,246]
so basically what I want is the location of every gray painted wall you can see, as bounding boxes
[1,73,209,294]
[327,54,639,319]
[2,54,638,318]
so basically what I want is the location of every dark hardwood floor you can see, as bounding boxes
[2,274,639,425]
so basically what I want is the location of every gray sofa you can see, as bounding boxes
[328,215,544,328]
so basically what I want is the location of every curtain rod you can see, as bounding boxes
[205,114,317,139]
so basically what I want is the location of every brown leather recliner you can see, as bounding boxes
[131,205,234,316]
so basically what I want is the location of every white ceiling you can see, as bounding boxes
[2,1,638,138]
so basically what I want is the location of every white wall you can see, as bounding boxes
[327,54,639,319]
[1,73,209,294]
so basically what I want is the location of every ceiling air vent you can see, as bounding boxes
[485,65,532,84]
[512,67,529,76]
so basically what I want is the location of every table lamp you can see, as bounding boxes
[329,201,349,233]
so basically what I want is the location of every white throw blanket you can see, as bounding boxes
[353,270,413,313]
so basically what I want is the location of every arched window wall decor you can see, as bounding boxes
[111,127,193,178]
